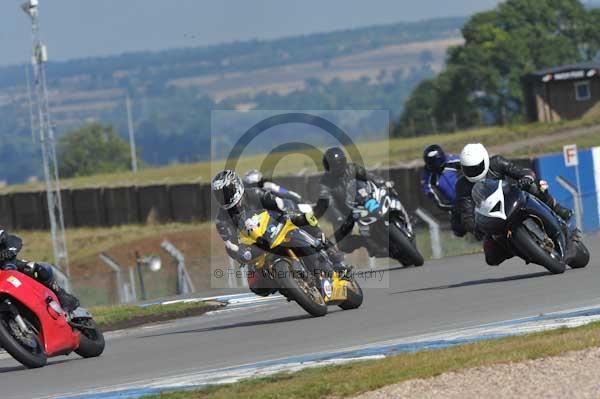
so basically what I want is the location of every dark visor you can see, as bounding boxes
[462,161,485,178]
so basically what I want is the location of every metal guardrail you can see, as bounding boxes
[556,176,583,231]
[415,207,442,260]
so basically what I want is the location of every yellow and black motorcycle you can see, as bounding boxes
[238,209,363,317]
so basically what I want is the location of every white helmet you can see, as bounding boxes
[460,143,489,183]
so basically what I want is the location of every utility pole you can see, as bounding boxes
[126,94,138,173]
[21,0,70,286]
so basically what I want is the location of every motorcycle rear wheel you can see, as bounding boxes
[568,240,590,269]
[273,260,327,317]
[0,309,47,368]
[512,224,565,274]
[339,280,363,310]
[74,319,105,358]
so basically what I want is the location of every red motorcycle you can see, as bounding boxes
[0,269,105,368]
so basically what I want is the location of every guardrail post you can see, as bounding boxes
[556,176,583,231]
[161,240,195,295]
[99,253,127,304]
[415,208,442,260]
[228,258,238,288]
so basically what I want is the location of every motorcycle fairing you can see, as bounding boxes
[0,271,79,356]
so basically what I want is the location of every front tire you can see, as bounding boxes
[273,260,327,317]
[389,225,424,267]
[0,308,47,369]
[74,319,105,358]
[512,224,565,274]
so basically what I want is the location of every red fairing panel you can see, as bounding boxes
[0,271,80,356]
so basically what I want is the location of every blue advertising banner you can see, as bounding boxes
[533,147,600,232]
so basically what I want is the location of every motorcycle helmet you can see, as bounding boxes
[460,143,490,183]
[243,169,264,187]
[323,147,347,176]
[423,144,446,173]
[212,170,245,210]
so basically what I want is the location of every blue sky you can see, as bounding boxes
[0,0,501,66]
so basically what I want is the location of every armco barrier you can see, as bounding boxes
[0,160,537,230]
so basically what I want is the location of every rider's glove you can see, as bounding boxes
[0,248,18,261]
[384,181,394,188]
[517,176,535,189]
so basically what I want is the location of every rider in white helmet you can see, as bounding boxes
[452,143,573,265]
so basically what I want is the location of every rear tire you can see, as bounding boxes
[74,319,105,358]
[339,280,363,310]
[389,225,424,267]
[0,311,46,369]
[273,261,327,317]
[512,224,565,274]
[568,241,590,269]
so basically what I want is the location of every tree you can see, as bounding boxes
[395,0,600,136]
[58,123,133,178]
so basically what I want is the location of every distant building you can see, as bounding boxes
[523,62,600,122]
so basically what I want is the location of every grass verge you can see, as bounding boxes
[90,301,223,332]
[142,321,600,399]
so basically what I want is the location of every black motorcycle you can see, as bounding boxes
[472,179,590,274]
[346,180,424,267]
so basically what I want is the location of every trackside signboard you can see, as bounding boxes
[534,146,600,232]
[563,144,579,167]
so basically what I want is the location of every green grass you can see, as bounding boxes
[90,301,216,330]
[143,321,600,399]
[4,116,600,194]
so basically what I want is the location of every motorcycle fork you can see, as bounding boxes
[0,299,28,332]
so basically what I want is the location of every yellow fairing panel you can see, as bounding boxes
[239,211,270,245]
[271,218,297,248]
[329,273,349,302]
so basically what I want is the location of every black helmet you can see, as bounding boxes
[243,169,264,188]
[212,170,244,210]
[323,147,347,175]
[423,144,446,173]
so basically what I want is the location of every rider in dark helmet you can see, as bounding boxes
[212,170,349,281]
[0,229,80,312]
[421,144,461,211]
[314,147,391,252]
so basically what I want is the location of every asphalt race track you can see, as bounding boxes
[1,233,599,399]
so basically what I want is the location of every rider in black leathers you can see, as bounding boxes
[452,144,573,266]
[213,170,348,283]
[0,229,80,312]
[313,147,389,253]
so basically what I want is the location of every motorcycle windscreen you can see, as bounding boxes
[472,179,511,235]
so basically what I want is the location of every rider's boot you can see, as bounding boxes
[326,246,353,278]
[553,203,574,223]
[49,280,80,313]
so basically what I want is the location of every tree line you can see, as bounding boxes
[394,0,600,137]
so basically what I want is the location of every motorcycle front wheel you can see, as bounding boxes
[389,225,424,267]
[0,304,47,368]
[512,224,565,274]
[273,260,327,317]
